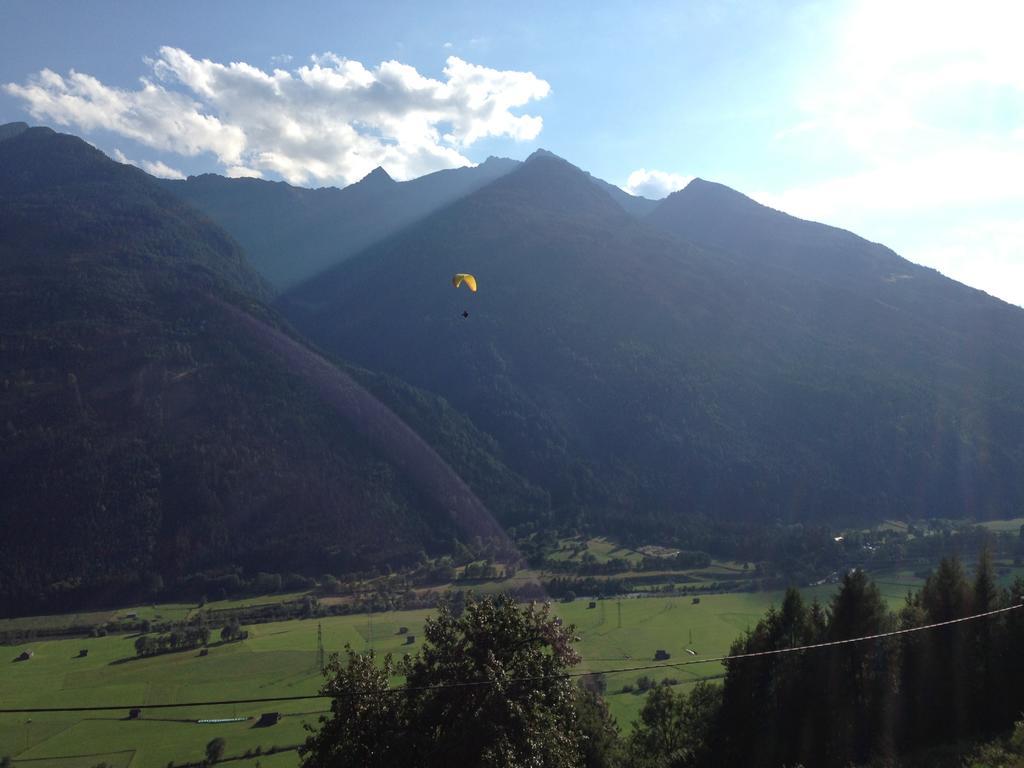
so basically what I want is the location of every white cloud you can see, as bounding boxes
[140,158,187,180]
[110,147,186,179]
[4,47,550,185]
[622,168,694,199]
[225,165,263,179]
[443,42,453,49]
[6,67,246,163]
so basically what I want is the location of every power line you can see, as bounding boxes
[1,602,1019,715]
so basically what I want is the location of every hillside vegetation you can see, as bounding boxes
[0,125,541,614]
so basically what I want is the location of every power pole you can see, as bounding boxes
[316,622,325,673]
[617,600,622,629]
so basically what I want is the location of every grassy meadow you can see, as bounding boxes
[5,548,1021,766]
[0,586,855,767]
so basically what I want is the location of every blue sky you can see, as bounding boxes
[2,0,1021,305]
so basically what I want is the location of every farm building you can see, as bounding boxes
[257,712,280,727]
[16,650,33,661]
[654,649,671,660]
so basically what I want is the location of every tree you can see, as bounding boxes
[918,557,972,744]
[971,546,1002,730]
[205,737,226,764]
[973,545,999,614]
[402,594,582,767]
[302,594,584,768]
[716,587,826,767]
[300,647,402,768]
[220,619,241,642]
[134,635,154,657]
[921,556,970,622]
[575,686,622,768]
[824,569,894,766]
[626,682,721,768]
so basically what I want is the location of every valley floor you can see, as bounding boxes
[3,553,1023,766]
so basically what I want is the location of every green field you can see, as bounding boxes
[0,569,968,767]
[0,589,807,766]
[549,537,644,564]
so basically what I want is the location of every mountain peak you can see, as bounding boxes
[357,166,395,186]
[671,177,758,207]
[524,148,567,164]
[487,148,629,223]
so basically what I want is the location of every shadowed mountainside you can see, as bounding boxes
[0,125,545,614]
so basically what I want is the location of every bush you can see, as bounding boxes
[636,675,656,692]
[205,737,226,764]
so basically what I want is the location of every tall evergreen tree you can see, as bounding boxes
[919,557,973,743]
[823,569,895,766]
[971,545,1003,733]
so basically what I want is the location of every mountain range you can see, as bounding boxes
[3,119,1023,612]
[280,149,1024,531]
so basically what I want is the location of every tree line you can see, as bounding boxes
[301,550,1024,767]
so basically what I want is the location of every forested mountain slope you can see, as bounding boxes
[0,125,544,613]
[283,150,1024,532]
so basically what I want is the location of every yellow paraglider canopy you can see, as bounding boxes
[452,273,478,292]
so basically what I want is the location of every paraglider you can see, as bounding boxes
[452,273,476,319]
